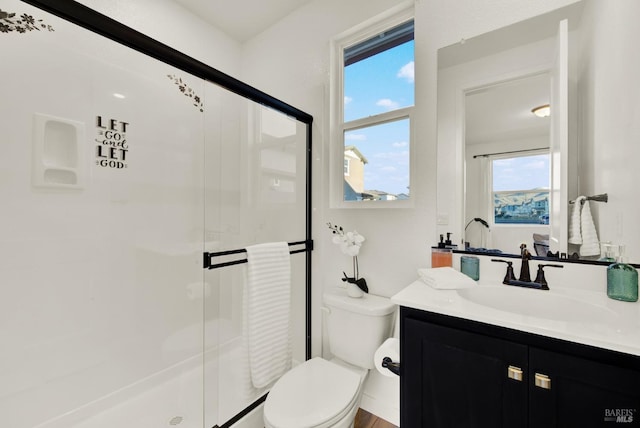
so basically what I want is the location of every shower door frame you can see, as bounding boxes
[20,0,314,426]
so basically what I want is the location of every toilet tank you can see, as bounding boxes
[323,288,396,369]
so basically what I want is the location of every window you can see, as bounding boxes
[492,152,550,225]
[332,9,414,205]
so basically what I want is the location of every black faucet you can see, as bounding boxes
[492,245,564,290]
[518,243,532,282]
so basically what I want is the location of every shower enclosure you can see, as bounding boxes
[0,1,312,427]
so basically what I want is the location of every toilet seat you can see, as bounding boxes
[263,357,362,428]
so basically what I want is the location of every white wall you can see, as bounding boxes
[578,0,640,261]
[75,0,241,76]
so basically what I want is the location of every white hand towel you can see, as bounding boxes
[579,200,600,257]
[568,196,585,244]
[417,267,476,289]
[245,242,292,388]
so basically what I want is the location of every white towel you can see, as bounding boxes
[417,267,476,289]
[568,196,585,244]
[245,242,292,388]
[579,200,600,257]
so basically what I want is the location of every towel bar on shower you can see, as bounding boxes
[569,193,608,204]
[203,239,313,270]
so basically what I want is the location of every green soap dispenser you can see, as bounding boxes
[607,245,638,302]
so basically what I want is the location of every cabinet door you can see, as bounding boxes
[530,347,640,427]
[402,318,528,428]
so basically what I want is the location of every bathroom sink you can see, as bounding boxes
[456,286,618,323]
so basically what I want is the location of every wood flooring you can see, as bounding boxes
[354,408,398,428]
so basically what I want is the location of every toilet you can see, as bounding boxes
[263,287,396,428]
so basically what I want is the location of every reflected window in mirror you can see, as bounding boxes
[331,8,414,206]
[491,152,550,225]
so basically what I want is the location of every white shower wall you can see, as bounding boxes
[0,1,308,427]
[0,3,206,426]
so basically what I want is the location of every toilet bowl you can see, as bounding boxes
[264,357,366,428]
[263,288,396,428]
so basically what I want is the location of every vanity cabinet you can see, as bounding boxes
[400,307,640,428]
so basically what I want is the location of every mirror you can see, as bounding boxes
[436,0,640,263]
[464,74,552,253]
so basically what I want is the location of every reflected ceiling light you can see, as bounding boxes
[531,104,550,117]
[113,93,126,99]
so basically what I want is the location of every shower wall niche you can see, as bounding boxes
[32,113,87,188]
[0,1,312,427]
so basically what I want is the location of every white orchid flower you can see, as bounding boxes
[328,222,365,256]
[346,244,360,256]
[327,222,368,289]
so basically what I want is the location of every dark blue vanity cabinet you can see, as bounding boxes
[400,307,640,428]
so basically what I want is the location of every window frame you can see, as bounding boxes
[330,4,415,208]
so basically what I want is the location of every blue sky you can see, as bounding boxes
[492,154,550,192]
[344,41,414,195]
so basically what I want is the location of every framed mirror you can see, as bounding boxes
[436,0,640,263]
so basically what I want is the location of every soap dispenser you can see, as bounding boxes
[607,245,638,302]
[431,234,453,268]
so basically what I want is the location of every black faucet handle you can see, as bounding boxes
[534,264,564,290]
[491,259,516,284]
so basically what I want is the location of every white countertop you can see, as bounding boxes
[391,279,640,357]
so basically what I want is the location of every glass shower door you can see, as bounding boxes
[203,85,309,426]
[1,2,311,427]
[0,1,209,426]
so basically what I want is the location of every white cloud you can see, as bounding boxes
[494,158,514,167]
[523,160,547,170]
[344,96,353,105]
[345,133,366,141]
[374,150,410,160]
[397,61,414,83]
[392,141,408,148]
[376,98,399,110]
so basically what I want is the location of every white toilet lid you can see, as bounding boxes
[264,357,361,428]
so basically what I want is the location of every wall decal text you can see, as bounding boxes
[95,116,129,169]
